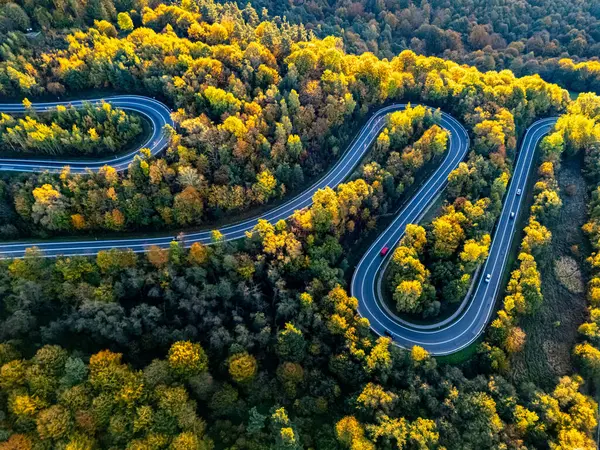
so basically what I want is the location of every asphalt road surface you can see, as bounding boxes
[0,95,557,354]
[351,117,557,354]
[0,95,173,173]
[0,100,463,257]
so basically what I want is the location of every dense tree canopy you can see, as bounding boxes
[0,102,144,156]
[212,0,600,92]
[0,212,596,448]
[0,0,568,241]
[0,0,597,448]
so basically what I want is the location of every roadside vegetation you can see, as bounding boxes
[571,95,600,393]
[0,0,598,448]
[0,0,567,242]
[0,102,145,157]
[510,156,589,390]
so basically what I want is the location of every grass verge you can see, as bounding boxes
[509,155,589,390]
[435,337,482,365]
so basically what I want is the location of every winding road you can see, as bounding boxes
[0,96,173,173]
[352,117,557,355]
[0,96,557,354]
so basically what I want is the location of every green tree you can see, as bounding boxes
[117,12,133,31]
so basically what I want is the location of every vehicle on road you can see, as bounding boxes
[510,212,515,219]
[0,97,559,355]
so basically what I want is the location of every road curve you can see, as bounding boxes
[0,95,173,173]
[0,95,557,354]
[351,117,557,355]
[0,101,467,258]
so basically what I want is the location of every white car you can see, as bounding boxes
[510,212,515,219]
[516,188,522,195]
[485,273,492,283]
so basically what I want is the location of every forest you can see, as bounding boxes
[226,0,600,93]
[4,0,600,91]
[0,0,567,242]
[0,0,599,448]
[0,102,144,156]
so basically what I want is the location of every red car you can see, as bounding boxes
[380,246,389,256]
